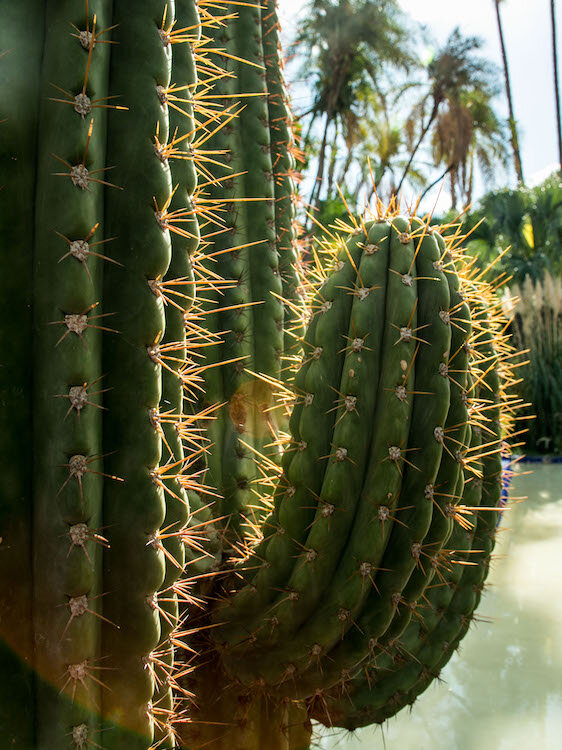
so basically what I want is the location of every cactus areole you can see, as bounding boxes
[0,2,520,749]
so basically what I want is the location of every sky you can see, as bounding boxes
[277,0,562,208]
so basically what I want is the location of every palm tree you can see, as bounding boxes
[292,0,415,220]
[550,0,562,171]
[428,87,509,209]
[493,0,525,184]
[395,28,499,196]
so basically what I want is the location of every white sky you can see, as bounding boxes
[278,0,562,205]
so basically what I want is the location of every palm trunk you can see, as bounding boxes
[302,111,318,153]
[305,56,350,227]
[307,111,331,216]
[395,97,439,196]
[494,0,525,184]
[327,120,339,198]
[419,163,455,203]
[338,147,354,186]
[551,0,562,170]
[467,150,475,205]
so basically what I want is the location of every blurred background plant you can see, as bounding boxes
[452,175,562,284]
[506,271,562,454]
[431,174,562,455]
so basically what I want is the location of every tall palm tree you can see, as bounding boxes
[396,28,498,195]
[494,0,525,186]
[428,87,509,209]
[550,0,562,171]
[292,0,415,220]
[493,0,525,184]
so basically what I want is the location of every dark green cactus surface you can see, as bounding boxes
[1,2,520,750]
[195,0,304,546]
[0,1,203,747]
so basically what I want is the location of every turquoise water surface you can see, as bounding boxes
[318,464,562,750]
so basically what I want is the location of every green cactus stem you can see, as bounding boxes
[260,0,303,366]
[309,370,485,729]
[180,198,518,747]
[177,655,311,749]
[150,1,202,744]
[197,0,301,543]
[29,1,113,744]
[214,219,452,683]
[0,1,203,747]
[100,2,178,743]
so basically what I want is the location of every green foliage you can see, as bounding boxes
[437,176,562,455]
[314,189,359,232]
[437,174,562,285]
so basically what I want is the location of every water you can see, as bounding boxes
[318,464,562,750]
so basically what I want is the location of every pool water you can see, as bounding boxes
[318,464,562,750]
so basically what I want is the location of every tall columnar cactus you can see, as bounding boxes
[195,0,304,547]
[1,2,521,750]
[0,1,211,747]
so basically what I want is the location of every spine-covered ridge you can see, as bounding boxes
[0,1,208,747]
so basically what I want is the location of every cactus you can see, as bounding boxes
[1,2,521,749]
[193,0,304,548]
[179,191,519,747]
[0,1,210,746]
